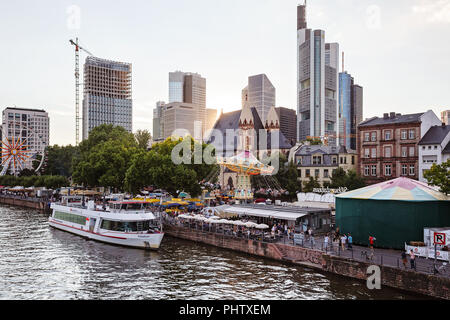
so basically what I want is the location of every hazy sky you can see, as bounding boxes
[1,0,449,146]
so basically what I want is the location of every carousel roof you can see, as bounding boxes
[336,177,449,201]
[217,151,274,175]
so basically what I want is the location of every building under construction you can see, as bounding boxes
[82,56,132,140]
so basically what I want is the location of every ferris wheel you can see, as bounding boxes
[1,123,46,176]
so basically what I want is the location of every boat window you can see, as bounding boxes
[125,203,143,211]
[53,211,86,226]
[100,220,153,232]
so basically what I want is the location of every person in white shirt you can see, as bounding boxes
[324,235,329,251]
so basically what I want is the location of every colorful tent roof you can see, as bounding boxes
[217,151,274,176]
[336,177,449,201]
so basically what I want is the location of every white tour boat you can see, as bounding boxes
[48,198,164,250]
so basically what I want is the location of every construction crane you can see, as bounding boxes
[69,38,94,145]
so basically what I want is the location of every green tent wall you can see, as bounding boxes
[335,198,450,249]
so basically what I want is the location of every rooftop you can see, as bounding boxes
[359,112,424,127]
[419,125,450,145]
[3,107,47,113]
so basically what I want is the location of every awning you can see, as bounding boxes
[221,206,307,221]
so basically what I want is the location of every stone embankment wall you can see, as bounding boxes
[165,225,450,300]
[0,196,50,213]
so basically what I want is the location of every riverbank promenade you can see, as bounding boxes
[165,216,450,277]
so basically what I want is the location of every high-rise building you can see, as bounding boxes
[338,72,363,150]
[441,110,450,125]
[2,107,49,173]
[246,74,276,124]
[169,71,206,132]
[162,102,197,140]
[82,57,132,140]
[297,4,339,145]
[153,101,165,142]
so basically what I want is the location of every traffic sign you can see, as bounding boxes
[434,232,446,245]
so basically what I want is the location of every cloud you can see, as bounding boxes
[412,0,450,23]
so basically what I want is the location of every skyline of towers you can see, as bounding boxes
[82,56,133,140]
[297,3,340,146]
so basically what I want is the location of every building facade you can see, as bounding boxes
[152,101,165,142]
[82,57,132,140]
[418,124,450,183]
[169,71,206,133]
[338,72,363,151]
[357,111,441,185]
[293,144,357,187]
[161,102,198,140]
[245,74,276,124]
[297,4,339,146]
[1,107,49,173]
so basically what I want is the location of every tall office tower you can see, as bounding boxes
[351,84,363,150]
[442,110,450,125]
[339,72,364,151]
[297,3,339,145]
[153,101,165,141]
[246,74,276,124]
[82,57,132,140]
[339,72,353,149]
[2,107,49,172]
[168,71,206,133]
[275,107,297,144]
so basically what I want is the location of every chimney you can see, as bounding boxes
[383,113,389,119]
[390,112,396,119]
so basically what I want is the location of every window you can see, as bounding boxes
[402,165,408,176]
[313,156,322,165]
[385,131,391,141]
[340,157,343,164]
[352,156,355,165]
[371,132,377,142]
[385,164,392,176]
[371,165,377,176]
[409,147,415,157]
[364,149,370,158]
[409,129,415,140]
[306,169,310,177]
[402,147,407,157]
[298,169,302,177]
[315,169,320,178]
[364,132,370,142]
[53,211,86,226]
[364,166,370,176]
[100,220,152,232]
[401,130,407,140]
[324,169,329,178]
[434,146,438,150]
[409,165,415,176]
[371,148,377,158]
[332,157,337,164]
[385,147,391,158]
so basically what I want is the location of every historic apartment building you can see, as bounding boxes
[292,144,357,187]
[357,110,441,185]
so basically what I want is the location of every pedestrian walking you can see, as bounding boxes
[410,250,416,271]
[341,234,347,251]
[324,234,329,251]
[401,251,407,269]
[347,233,353,250]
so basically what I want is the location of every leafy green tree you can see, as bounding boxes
[134,129,152,149]
[273,152,301,199]
[329,167,366,191]
[303,177,321,193]
[39,145,80,177]
[72,125,138,190]
[424,159,450,195]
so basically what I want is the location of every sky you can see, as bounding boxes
[0,0,449,146]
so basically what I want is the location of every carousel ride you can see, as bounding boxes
[217,151,275,201]
[1,124,46,176]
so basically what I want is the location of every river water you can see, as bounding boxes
[0,205,426,300]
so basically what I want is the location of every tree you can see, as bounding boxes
[72,125,138,190]
[135,129,152,149]
[303,177,321,193]
[424,159,450,195]
[37,145,80,177]
[125,137,218,196]
[273,152,301,200]
[329,167,366,191]
[305,138,323,145]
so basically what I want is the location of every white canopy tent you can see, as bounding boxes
[219,206,307,222]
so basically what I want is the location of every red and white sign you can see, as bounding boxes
[434,232,446,245]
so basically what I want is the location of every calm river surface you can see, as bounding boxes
[0,205,427,300]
